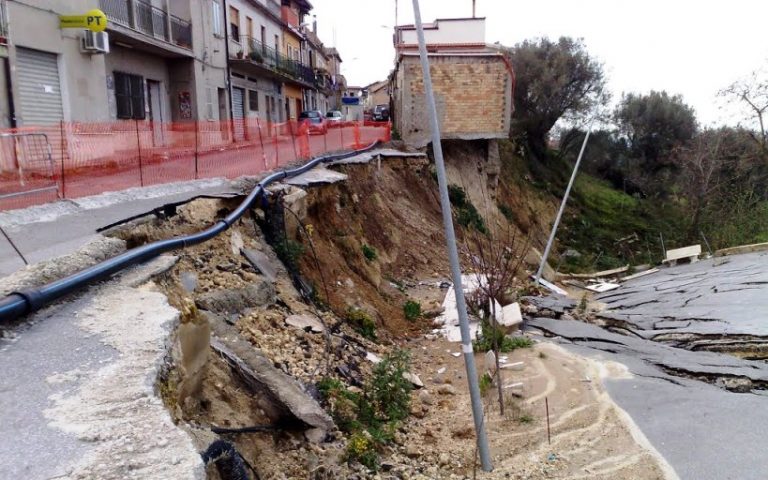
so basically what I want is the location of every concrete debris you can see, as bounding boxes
[485,350,497,374]
[241,248,279,283]
[585,282,621,293]
[285,166,348,187]
[404,372,424,389]
[523,295,577,316]
[207,313,334,433]
[535,277,569,296]
[501,361,525,371]
[500,302,523,328]
[284,314,325,333]
[503,382,523,391]
[451,352,461,357]
[195,280,276,315]
[366,352,382,364]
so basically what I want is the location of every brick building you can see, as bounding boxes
[390,17,514,147]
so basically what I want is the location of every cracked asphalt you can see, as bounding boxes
[527,251,768,480]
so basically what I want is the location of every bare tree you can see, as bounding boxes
[720,67,768,159]
[676,130,728,238]
[463,219,531,415]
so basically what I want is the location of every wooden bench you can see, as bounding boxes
[663,245,702,266]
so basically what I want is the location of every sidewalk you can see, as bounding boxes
[0,177,238,278]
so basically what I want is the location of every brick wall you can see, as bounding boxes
[393,54,512,147]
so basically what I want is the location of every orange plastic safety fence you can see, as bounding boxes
[0,119,391,211]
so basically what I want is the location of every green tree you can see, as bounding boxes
[614,91,697,177]
[506,37,608,160]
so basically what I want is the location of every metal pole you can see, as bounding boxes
[411,0,492,471]
[700,230,713,257]
[535,127,592,284]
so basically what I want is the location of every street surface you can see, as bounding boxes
[529,252,768,480]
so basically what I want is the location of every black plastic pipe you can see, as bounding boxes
[0,141,380,324]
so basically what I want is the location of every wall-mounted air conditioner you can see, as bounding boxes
[82,30,110,54]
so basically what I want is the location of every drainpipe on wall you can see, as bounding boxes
[222,0,234,125]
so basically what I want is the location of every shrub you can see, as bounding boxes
[345,308,377,341]
[318,350,413,472]
[274,238,304,270]
[479,372,493,396]
[346,432,378,471]
[403,300,421,321]
[498,203,515,223]
[447,184,488,234]
[473,319,534,353]
[362,243,377,261]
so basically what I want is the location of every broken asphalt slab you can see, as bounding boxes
[527,251,768,479]
[0,255,204,480]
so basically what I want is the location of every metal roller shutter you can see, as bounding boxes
[232,87,245,141]
[16,47,64,126]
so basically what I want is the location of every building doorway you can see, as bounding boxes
[147,80,164,146]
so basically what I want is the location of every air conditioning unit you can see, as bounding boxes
[82,30,110,54]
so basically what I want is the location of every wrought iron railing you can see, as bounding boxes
[237,36,316,86]
[0,0,8,45]
[99,0,192,50]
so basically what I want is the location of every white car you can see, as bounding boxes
[325,110,344,127]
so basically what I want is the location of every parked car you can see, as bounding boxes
[298,110,328,135]
[372,104,390,121]
[326,110,344,127]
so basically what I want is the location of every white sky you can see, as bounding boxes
[309,0,768,126]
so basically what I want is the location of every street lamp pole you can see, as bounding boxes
[411,0,493,472]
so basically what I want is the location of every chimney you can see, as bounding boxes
[313,15,317,34]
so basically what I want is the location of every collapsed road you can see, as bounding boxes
[525,250,768,480]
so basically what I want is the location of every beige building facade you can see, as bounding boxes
[390,17,514,147]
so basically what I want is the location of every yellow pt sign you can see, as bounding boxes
[59,9,108,32]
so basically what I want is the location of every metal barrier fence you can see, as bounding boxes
[0,118,391,211]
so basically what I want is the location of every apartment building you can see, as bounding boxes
[391,17,514,146]
[0,0,339,133]
[226,0,285,135]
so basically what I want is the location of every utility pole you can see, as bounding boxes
[411,0,493,472]
[472,0,476,18]
[536,127,592,284]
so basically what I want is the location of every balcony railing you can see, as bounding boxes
[0,0,8,45]
[236,36,316,86]
[100,0,192,50]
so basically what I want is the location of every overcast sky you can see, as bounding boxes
[310,0,768,126]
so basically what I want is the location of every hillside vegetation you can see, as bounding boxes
[503,37,768,271]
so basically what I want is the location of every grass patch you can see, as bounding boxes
[473,319,534,353]
[403,300,421,321]
[319,350,413,472]
[345,308,377,341]
[362,244,378,262]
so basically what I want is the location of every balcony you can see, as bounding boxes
[281,5,299,27]
[231,36,316,87]
[0,0,7,46]
[99,0,192,53]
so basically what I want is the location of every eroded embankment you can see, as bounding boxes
[99,143,669,479]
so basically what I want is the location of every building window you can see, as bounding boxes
[229,6,240,41]
[211,1,222,37]
[114,72,145,120]
[248,90,259,111]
